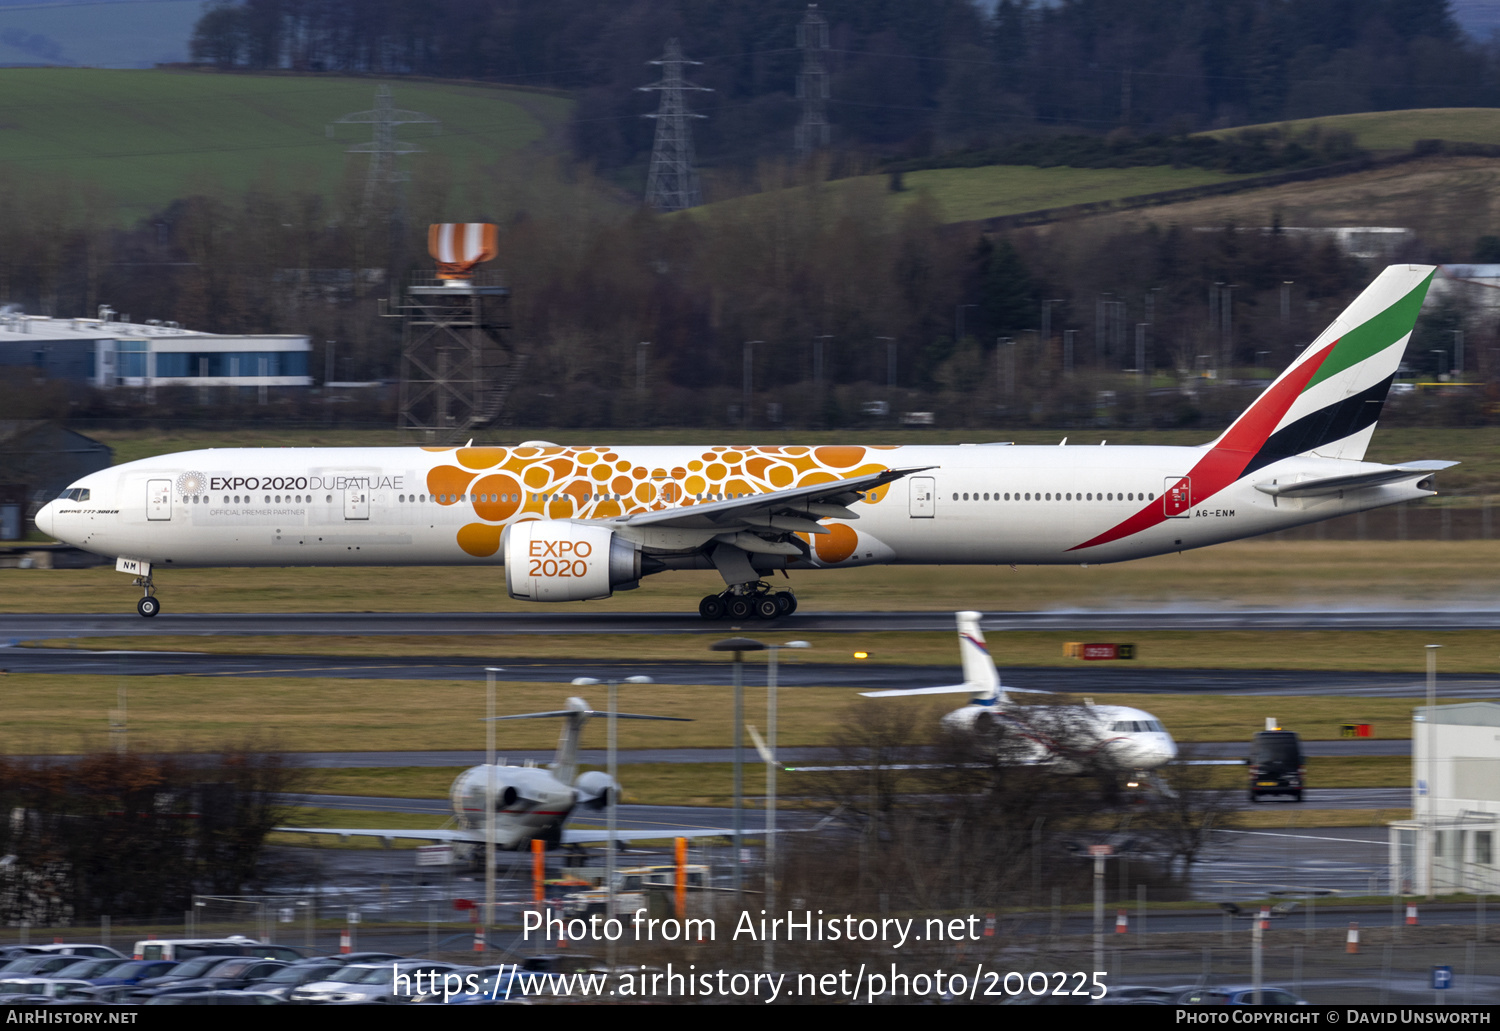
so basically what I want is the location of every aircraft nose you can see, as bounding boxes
[33,501,55,538]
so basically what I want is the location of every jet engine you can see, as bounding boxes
[573,770,620,810]
[503,521,642,602]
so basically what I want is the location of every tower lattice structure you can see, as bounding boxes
[640,38,710,212]
[794,5,830,158]
[330,84,439,223]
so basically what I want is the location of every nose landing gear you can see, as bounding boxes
[133,573,160,618]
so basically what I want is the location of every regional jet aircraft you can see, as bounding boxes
[862,611,1178,782]
[279,696,735,852]
[36,264,1453,618]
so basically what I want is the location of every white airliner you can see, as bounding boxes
[861,611,1178,781]
[36,264,1452,619]
[281,696,740,852]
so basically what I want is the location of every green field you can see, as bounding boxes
[1207,108,1500,153]
[887,164,1252,223]
[698,163,1251,228]
[0,667,1465,754]
[0,68,570,220]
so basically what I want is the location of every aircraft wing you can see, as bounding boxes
[560,826,779,845]
[276,825,783,846]
[1254,460,1456,498]
[275,826,476,845]
[614,465,933,532]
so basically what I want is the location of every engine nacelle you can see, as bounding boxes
[503,520,641,602]
[573,770,619,810]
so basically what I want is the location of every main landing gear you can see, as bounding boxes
[698,582,797,621]
[133,572,161,618]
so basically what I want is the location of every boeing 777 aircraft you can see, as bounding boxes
[36,264,1452,618]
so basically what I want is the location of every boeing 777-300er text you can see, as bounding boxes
[36,264,1453,619]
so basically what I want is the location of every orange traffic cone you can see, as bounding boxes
[1406,904,1418,926]
[1346,922,1359,954]
[1115,908,1128,933]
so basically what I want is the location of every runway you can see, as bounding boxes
[10,607,1500,641]
[7,646,1498,699]
[247,737,1410,768]
[290,787,1411,815]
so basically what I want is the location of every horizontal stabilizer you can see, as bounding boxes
[1254,460,1457,498]
[861,684,1049,698]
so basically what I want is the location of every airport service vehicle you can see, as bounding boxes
[279,696,741,852]
[1248,728,1306,802]
[35,266,1453,620]
[863,611,1178,785]
[561,864,709,918]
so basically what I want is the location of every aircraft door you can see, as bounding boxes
[1163,476,1191,518]
[343,489,369,520]
[909,476,935,518]
[147,479,172,521]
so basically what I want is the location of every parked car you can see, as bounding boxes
[1178,985,1308,1005]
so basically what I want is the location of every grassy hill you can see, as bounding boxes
[1207,108,1500,153]
[696,163,1251,228]
[0,68,572,221]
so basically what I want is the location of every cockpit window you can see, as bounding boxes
[56,488,89,502]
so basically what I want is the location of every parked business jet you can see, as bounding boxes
[280,696,736,852]
[862,611,1178,781]
[37,265,1452,618]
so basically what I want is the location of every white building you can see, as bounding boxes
[1388,701,1500,895]
[0,309,311,389]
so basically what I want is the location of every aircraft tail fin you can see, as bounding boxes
[1207,264,1435,471]
[489,696,690,785]
[955,610,1003,704]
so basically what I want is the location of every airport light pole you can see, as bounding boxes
[763,640,810,971]
[711,638,766,902]
[570,674,654,959]
[1426,645,1440,899]
[484,666,503,950]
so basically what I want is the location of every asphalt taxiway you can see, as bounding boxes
[7,646,1497,699]
[11,607,1500,641]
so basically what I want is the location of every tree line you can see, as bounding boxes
[188,0,1495,179]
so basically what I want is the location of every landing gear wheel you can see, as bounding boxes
[1292,791,1304,803]
[137,596,161,618]
[727,596,753,620]
[699,595,726,620]
[775,592,797,616]
[1247,792,1260,803]
[754,596,780,620]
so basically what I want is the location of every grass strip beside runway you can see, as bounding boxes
[0,673,1469,751]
